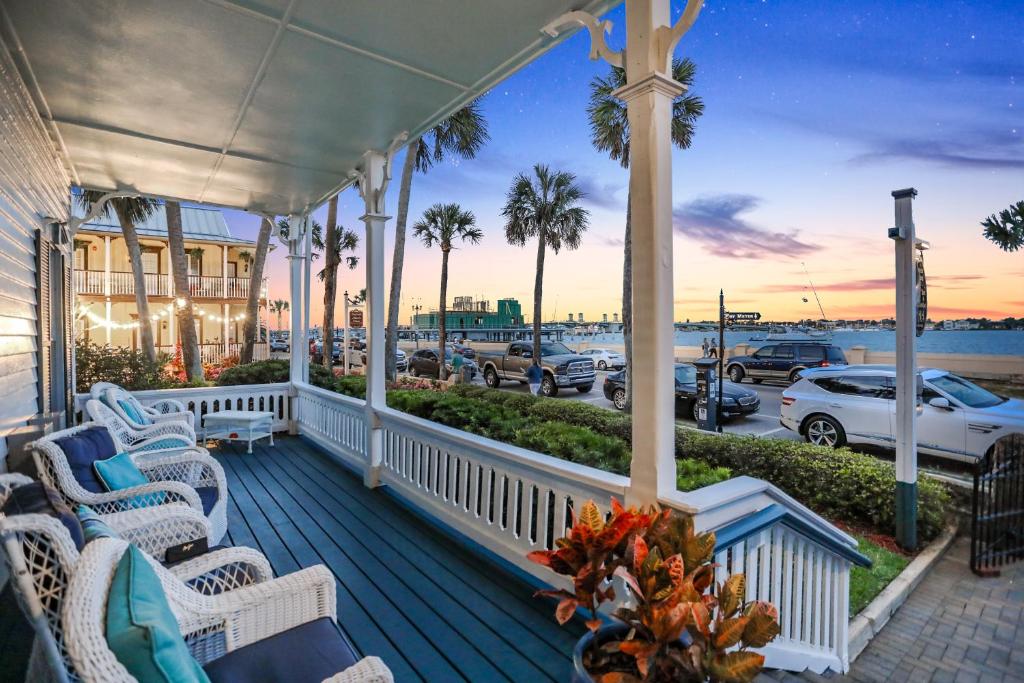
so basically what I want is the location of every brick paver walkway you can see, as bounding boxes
[759,537,1024,683]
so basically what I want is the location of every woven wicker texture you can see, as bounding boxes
[84,399,197,452]
[94,383,196,430]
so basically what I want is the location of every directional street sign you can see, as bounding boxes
[726,311,761,321]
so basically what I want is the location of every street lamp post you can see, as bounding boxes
[412,300,422,348]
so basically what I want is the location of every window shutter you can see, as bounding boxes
[36,230,52,419]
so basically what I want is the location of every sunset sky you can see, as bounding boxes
[218,0,1023,328]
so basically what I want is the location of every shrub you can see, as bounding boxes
[335,375,368,398]
[514,422,631,475]
[676,458,732,492]
[676,430,950,542]
[216,359,290,386]
[75,341,175,391]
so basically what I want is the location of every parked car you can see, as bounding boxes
[579,348,625,370]
[269,338,289,352]
[780,366,1024,461]
[603,363,760,420]
[725,342,847,384]
[360,349,408,372]
[408,348,477,379]
[313,339,343,361]
[448,343,476,360]
[477,341,595,397]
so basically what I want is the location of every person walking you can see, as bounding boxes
[526,360,544,396]
[708,338,718,358]
[701,337,709,357]
[450,347,465,384]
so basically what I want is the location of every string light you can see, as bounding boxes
[76,303,249,329]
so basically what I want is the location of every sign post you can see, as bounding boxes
[718,290,725,432]
[889,187,924,551]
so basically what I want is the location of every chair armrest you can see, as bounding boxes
[83,481,203,516]
[321,657,394,683]
[178,565,336,651]
[132,445,210,464]
[148,398,189,414]
[169,546,274,594]
[135,420,196,442]
[148,411,195,427]
[137,451,226,492]
[101,504,212,557]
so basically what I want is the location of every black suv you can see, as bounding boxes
[725,342,846,384]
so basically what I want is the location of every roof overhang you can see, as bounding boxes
[1,0,620,216]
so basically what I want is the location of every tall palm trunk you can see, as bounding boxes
[321,195,340,369]
[532,233,546,360]
[166,202,203,379]
[241,217,273,363]
[386,140,419,381]
[115,204,156,362]
[438,246,450,380]
[622,192,632,411]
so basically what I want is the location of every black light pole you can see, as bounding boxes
[718,289,725,432]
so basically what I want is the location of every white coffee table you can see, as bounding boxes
[202,410,274,453]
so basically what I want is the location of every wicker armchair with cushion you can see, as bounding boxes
[64,538,393,683]
[0,475,272,683]
[29,424,228,543]
[90,381,196,429]
[84,398,200,454]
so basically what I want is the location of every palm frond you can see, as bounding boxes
[416,99,490,172]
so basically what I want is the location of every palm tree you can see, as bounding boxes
[386,102,489,380]
[587,58,703,410]
[240,217,274,364]
[980,201,1024,252]
[77,191,160,361]
[502,165,590,360]
[165,201,202,379]
[319,194,360,368]
[413,203,483,379]
[271,299,289,331]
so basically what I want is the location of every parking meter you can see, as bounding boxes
[693,357,720,432]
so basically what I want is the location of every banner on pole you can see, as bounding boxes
[349,309,364,328]
[915,252,927,337]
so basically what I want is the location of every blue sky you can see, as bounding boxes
[225,0,1023,325]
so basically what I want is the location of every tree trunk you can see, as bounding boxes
[321,194,340,369]
[532,232,546,361]
[166,201,203,380]
[386,140,419,381]
[241,217,273,364]
[622,191,633,412]
[438,247,449,380]
[115,204,156,363]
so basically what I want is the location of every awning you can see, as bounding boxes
[1,0,618,216]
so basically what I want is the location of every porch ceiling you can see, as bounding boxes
[1,0,619,216]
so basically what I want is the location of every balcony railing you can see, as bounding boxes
[156,342,269,365]
[74,270,265,299]
[73,380,867,674]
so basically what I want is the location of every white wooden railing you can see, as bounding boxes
[74,270,104,294]
[74,382,291,432]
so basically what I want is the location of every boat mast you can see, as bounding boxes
[802,262,830,325]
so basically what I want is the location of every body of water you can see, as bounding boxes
[563,330,1024,357]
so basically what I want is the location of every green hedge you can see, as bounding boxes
[267,375,950,540]
[215,359,335,390]
[75,341,176,390]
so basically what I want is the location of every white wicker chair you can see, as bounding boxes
[91,381,196,429]
[29,423,228,544]
[0,475,273,683]
[84,398,199,453]
[64,539,393,683]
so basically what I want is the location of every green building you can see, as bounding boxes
[413,297,522,329]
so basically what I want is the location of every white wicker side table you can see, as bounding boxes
[202,410,274,453]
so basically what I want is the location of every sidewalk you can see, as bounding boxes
[759,537,1024,683]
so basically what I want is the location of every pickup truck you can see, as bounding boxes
[478,341,596,396]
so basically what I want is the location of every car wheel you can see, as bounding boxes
[691,401,700,422]
[540,376,558,397]
[789,368,804,383]
[804,415,846,448]
[597,360,607,370]
[484,368,500,388]
[411,367,420,377]
[576,384,593,393]
[612,388,627,410]
[728,365,744,383]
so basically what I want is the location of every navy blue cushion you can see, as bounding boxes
[54,427,117,494]
[195,487,219,516]
[203,618,358,683]
[1,482,85,550]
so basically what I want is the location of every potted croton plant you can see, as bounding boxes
[528,499,780,683]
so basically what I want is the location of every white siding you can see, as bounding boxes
[0,34,71,467]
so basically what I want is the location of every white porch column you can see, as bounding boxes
[287,214,306,387]
[618,0,700,504]
[356,150,393,488]
[302,217,313,383]
[221,245,228,298]
[223,303,230,357]
[104,235,112,345]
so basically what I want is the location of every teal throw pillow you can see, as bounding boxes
[105,545,211,683]
[94,452,164,508]
[118,399,151,425]
[76,505,120,543]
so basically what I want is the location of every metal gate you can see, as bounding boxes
[971,433,1024,576]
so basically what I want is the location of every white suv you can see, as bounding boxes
[579,348,625,370]
[780,365,1023,462]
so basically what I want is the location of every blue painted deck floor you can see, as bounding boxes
[216,436,584,682]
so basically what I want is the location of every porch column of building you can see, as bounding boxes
[302,216,313,383]
[618,0,700,504]
[103,235,112,345]
[222,245,230,356]
[287,214,307,433]
[356,150,392,488]
[223,303,230,356]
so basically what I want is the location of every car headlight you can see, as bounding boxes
[722,397,737,405]
[554,364,568,373]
